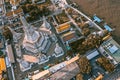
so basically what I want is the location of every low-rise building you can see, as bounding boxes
[56,23,70,34]
[95,74,103,80]
[86,49,100,60]
[99,37,120,65]
[61,31,77,43]
[47,62,79,80]
[9,0,21,6]
[0,58,6,74]
[6,8,23,19]
[6,44,15,63]
[31,55,79,80]
[0,58,6,80]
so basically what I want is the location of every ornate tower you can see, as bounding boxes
[20,16,41,53]
[20,16,51,54]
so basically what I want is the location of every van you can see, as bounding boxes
[33,70,39,74]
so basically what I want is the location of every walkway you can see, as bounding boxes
[67,5,103,31]
[65,10,82,33]
[32,55,79,80]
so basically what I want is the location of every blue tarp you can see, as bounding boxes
[44,66,49,70]
[104,24,112,32]
[66,46,71,50]
[93,15,102,23]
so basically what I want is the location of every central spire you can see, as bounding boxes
[20,16,40,43]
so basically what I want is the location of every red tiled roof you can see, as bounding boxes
[62,31,76,42]
[6,8,23,17]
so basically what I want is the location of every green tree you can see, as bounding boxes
[66,50,73,57]
[97,57,115,73]
[82,28,90,36]
[3,27,13,40]
[76,73,83,80]
[0,50,4,57]
[78,57,91,74]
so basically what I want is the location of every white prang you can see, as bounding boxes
[54,43,64,57]
[20,16,51,54]
[8,27,22,43]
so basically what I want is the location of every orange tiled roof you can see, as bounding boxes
[0,58,6,74]
[6,8,23,17]
[10,0,21,5]
[6,11,13,17]
[62,31,76,42]
[57,24,70,33]
[13,8,23,14]
[95,74,103,80]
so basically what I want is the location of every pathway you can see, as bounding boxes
[67,5,103,31]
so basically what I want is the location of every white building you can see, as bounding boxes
[15,16,53,72]
[20,16,51,54]
[8,27,22,43]
[54,43,64,57]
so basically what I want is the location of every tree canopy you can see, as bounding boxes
[97,57,115,73]
[21,4,51,22]
[70,34,102,55]
[78,57,91,74]
[82,28,90,36]
[3,27,13,40]
[0,50,4,57]
[76,73,83,80]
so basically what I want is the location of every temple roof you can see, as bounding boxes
[55,44,63,54]
[41,17,51,29]
[20,16,41,43]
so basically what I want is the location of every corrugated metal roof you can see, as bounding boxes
[6,45,15,63]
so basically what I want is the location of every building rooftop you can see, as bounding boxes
[95,74,103,80]
[47,62,80,80]
[6,44,15,63]
[93,15,102,23]
[104,24,112,32]
[10,0,21,6]
[86,50,99,60]
[31,55,79,80]
[6,8,23,17]
[61,31,76,42]
[0,58,6,74]
[101,38,120,63]
[23,55,39,63]
[56,23,70,33]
